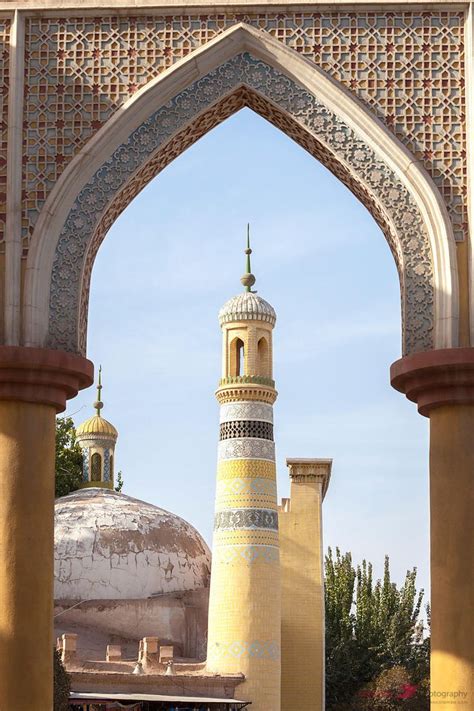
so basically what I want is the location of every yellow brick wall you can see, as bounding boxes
[279,476,325,711]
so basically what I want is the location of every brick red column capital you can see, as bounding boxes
[0,346,93,412]
[391,347,474,416]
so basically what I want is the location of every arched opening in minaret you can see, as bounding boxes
[67,106,428,603]
[91,453,102,482]
[257,337,270,378]
[230,337,245,377]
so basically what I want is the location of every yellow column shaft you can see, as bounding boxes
[429,404,474,709]
[0,401,56,710]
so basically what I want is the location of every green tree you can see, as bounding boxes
[325,549,429,710]
[115,470,124,493]
[53,648,70,711]
[55,416,83,497]
[325,548,358,707]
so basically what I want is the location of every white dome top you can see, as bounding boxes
[219,292,276,327]
[54,488,211,600]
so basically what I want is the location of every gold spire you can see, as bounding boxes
[240,224,257,292]
[93,365,103,417]
[76,365,118,438]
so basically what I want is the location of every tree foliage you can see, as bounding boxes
[115,470,124,493]
[325,548,430,710]
[53,649,71,711]
[55,416,83,497]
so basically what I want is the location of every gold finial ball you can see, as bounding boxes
[94,400,104,412]
[241,273,256,288]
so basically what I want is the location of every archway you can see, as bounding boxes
[23,23,457,358]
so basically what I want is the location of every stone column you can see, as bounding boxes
[0,347,93,710]
[391,348,474,711]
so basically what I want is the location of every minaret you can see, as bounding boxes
[75,367,118,489]
[206,228,281,710]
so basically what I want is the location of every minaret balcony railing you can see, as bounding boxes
[219,375,275,388]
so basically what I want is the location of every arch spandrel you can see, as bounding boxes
[23,23,458,356]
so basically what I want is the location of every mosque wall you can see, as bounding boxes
[54,589,209,660]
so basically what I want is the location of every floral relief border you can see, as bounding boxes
[47,53,434,356]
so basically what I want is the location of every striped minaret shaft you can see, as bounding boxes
[206,234,281,710]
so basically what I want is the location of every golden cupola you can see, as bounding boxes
[76,367,118,490]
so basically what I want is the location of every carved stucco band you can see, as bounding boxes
[217,437,276,461]
[48,53,434,355]
[219,401,274,424]
[214,508,279,531]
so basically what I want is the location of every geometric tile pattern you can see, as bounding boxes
[216,477,277,497]
[219,420,274,441]
[212,544,279,565]
[48,54,435,355]
[217,459,276,481]
[20,11,467,255]
[218,437,276,462]
[208,640,280,660]
[0,20,10,249]
[103,448,110,482]
[220,401,273,424]
[213,529,279,547]
[214,508,279,531]
[82,447,90,482]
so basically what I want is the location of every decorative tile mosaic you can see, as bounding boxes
[215,496,279,513]
[0,20,10,250]
[216,477,277,497]
[208,639,280,660]
[212,544,279,565]
[217,459,276,480]
[49,55,434,355]
[21,11,467,255]
[82,446,89,482]
[214,508,279,532]
[220,401,274,424]
[220,419,274,441]
[213,528,279,547]
[218,435,276,461]
[103,448,110,482]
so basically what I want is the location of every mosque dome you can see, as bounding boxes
[219,292,276,326]
[76,415,118,439]
[54,488,211,600]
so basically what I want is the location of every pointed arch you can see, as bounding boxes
[23,23,458,356]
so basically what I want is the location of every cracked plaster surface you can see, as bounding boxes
[54,488,211,600]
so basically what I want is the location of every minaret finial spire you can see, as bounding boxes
[240,223,256,292]
[94,365,103,416]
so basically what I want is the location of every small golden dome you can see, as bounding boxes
[76,415,118,439]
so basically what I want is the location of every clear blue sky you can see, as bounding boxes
[66,107,430,599]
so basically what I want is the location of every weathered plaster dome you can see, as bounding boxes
[54,488,211,600]
[218,292,276,326]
